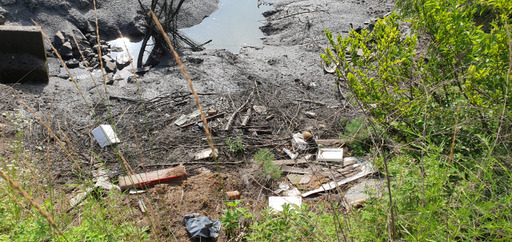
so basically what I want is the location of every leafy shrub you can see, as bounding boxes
[225,136,245,154]
[253,149,282,182]
[221,200,253,238]
[322,0,512,240]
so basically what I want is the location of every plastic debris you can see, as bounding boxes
[184,215,221,239]
[194,148,218,160]
[317,148,344,162]
[269,196,302,212]
[292,133,307,150]
[283,148,298,160]
[92,125,121,148]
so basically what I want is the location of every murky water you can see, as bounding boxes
[107,37,154,67]
[180,0,271,53]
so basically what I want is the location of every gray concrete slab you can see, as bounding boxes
[0,25,48,83]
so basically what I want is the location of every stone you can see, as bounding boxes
[54,31,66,49]
[65,59,80,68]
[0,0,17,6]
[116,53,131,70]
[59,41,73,59]
[103,58,116,73]
[106,73,114,85]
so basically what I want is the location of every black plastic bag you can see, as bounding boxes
[184,215,221,239]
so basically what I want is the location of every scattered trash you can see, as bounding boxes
[323,60,337,74]
[269,196,302,212]
[138,199,147,213]
[207,110,218,116]
[184,214,221,239]
[292,133,308,150]
[283,147,298,160]
[287,174,303,185]
[226,191,241,200]
[317,148,344,162]
[253,105,267,114]
[302,161,375,197]
[274,182,302,197]
[305,111,317,118]
[194,148,218,160]
[92,125,121,148]
[302,131,313,140]
[174,109,201,126]
[129,189,146,194]
[118,165,187,191]
[68,187,93,210]
[344,179,384,207]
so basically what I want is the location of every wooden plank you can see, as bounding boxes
[118,165,187,191]
[272,158,308,166]
[302,161,375,197]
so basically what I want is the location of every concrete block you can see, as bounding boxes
[0,26,49,83]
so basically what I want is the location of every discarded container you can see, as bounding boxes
[226,191,241,200]
[317,148,344,162]
[269,196,302,212]
[184,215,221,239]
[118,165,187,191]
[92,125,121,148]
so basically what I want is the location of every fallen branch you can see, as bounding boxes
[224,91,254,131]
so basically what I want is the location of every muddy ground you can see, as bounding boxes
[0,0,393,240]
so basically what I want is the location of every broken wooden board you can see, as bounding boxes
[302,161,375,197]
[118,165,187,191]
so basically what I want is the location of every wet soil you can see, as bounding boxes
[0,0,394,240]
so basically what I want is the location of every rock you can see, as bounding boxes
[93,44,109,54]
[65,59,80,68]
[106,73,114,85]
[59,41,73,59]
[76,0,92,10]
[54,31,66,49]
[24,0,38,12]
[0,7,7,25]
[102,56,116,73]
[127,75,137,83]
[0,0,17,6]
[85,33,97,45]
[116,53,131,70]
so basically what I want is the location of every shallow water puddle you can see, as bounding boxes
[180,0,271,53]
[107,37,154,67]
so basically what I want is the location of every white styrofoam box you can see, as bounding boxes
[317,148,344,162]
[269,196,302,212]
[92,125,120,148]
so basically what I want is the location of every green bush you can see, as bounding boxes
[321,0,512,240]
[253,149,282,182]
